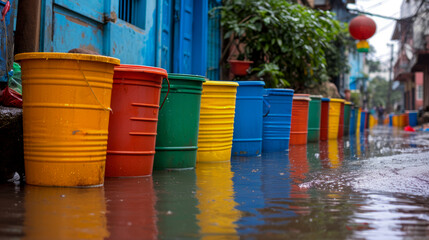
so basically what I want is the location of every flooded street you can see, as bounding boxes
[1,126,429,239]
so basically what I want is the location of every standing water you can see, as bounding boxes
[0,126,429,239]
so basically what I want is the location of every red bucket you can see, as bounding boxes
[290,94,310,145]
[320,98,330,141]
[106,65,167,177]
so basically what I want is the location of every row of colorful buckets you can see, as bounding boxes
[16,53,362,188]
[388,111,418,128]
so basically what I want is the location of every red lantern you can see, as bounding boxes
[348,15,376,53]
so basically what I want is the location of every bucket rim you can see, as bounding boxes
[310,95,322,99]
[293,95,311,101]
[15,52,120,65]
[345,101,353,105]
[265,88,294,95]
[321,98,330,102]
[168,73,206,82]
[235,81,265,86]
[115,64,167,78]
[204,80,239,87]
[330,98,345,103]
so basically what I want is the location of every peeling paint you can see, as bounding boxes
[65,15,89,28]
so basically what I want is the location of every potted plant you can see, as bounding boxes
[228,59,253,76]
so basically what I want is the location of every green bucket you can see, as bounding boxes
[154,74,206,170]
[343,102,352,136]
[307,95,322,142]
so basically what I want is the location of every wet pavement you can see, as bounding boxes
[1,126,429,239]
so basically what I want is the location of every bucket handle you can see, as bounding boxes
[263,98,270,117]
[159,77,170,111]
[76,60,112,112]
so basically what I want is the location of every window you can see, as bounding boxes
[118,0,146,30]
[417,85,423,100]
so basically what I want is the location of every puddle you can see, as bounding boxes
[0,126,428,239]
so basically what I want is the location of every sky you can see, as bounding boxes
[347,0,404,64]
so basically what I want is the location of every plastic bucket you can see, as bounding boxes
[232,81,265,156]
[154,74,206,170]
[343,102,352,136]
[328,98,344,139]
[290,94,311,145]
[262,88,294,152]
[360,111,367,132]
[402,113,409,127]
[408,111,418,126]
[356,108,362,133]
[307,95,322,142]
[337,101,345,138]
[392,115,398,127]
[349,106,356,135]
[16,52,119,187]
[197,81,239,163]
[320,98,330,141]
[106,65,167,177]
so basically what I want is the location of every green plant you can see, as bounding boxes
[220,0,352,90]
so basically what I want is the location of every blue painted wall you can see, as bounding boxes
[348,51,365,91]
[0,0,17,82]
[40,0,210,76]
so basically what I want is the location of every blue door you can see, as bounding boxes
[41,0,208,73]
[41,0,157,65]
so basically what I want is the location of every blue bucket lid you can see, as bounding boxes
[321,98,330,102]
[235,81,265,86]
[265,88,294,96]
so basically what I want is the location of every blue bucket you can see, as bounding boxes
[360,111,366,132]
[350,107,357,135]
[232,81,265,156]
[262,88,294,152]
[389,113,393,127]
[408,111,418,127]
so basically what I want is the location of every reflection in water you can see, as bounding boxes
[306,142,321,171]
[319,141,330,168]
[260,152,294,226]
[153,170,199,239]
[23,186,109,239]
[196,162,240,239]
[289,145,310,214]
[0,184,25,239]
[328,140,340,169]
[349,135,357,160]
[104,177,157,240]
[338,139,344,163]
[356,131,361,157]
[231,156,264,234]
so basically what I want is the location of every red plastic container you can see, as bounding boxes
[337,101,345,138]
[290,94,310,145]
[320,98,330,141]
[228,60,253,76]
[106,65,168,177]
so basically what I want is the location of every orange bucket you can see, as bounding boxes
[290,94,310,145]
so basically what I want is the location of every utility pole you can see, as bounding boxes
[386,43,394,113]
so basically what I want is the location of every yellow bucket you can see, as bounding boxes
[393,115,399,127]
[327,98,344,139]
[197,81,239,163]
[15,53,120,187]
[356,107,361,133]
[369,114,376,128]
[196,162,240,238]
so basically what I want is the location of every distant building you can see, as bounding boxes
[391,0,428,111]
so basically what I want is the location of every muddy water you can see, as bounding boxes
[0,126,429,239]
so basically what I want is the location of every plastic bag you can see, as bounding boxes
[0,62,22,107]
[8,62,21,94]
[0,86,22,108]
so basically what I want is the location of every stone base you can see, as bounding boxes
[0,106,24,181]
